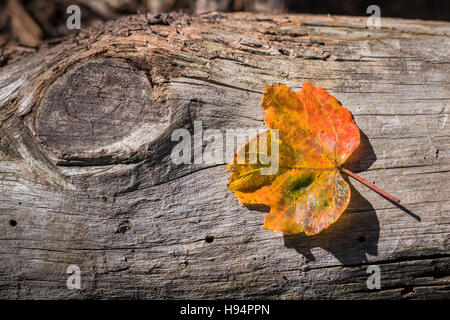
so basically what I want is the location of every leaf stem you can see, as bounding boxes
[341,168,400,204]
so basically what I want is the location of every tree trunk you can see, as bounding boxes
[0,12,449,299]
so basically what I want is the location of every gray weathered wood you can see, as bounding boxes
[0,12,449,299]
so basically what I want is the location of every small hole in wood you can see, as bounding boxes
[358,236,366,243]
[205,234,214,243]
[9,219,17,227]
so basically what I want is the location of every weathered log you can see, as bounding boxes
[0,12,449,299]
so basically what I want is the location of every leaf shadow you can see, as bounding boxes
[346,128,421,221]
[283,182,380,265]
[345,128,376,173]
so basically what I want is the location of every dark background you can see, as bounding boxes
[1,0,449,49]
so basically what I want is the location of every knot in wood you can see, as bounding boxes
[34,59,155,163]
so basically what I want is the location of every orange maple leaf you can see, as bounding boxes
[227,82,398,236]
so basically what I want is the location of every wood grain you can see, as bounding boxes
[0,12,449,299]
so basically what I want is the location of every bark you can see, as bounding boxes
[0,12,449,299]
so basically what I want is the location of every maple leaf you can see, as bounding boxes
[227,82,398,236]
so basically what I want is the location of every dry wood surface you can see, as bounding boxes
[0,12,449,299]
